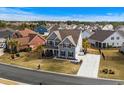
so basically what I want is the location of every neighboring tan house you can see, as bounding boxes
[89,30,124,48]
[46,30,84,60]
[12,28,46,51]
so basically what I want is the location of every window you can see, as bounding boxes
[68,51,74,57]
[55,41,60,46]
[47,41,54,46]
[112,43,114,46]
[111,37,114,40]
[116,37,120,40]
[60,51,65,56]
[62,43,73,48]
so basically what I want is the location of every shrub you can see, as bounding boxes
[16,53,20,57]
[109,69,115,74]
[102,69,108,74]
[11,54,15,59]
[26,47,32,52]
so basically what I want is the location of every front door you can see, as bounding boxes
[98,42,101,48]
[103,43,106,48]
[54,50,58,56]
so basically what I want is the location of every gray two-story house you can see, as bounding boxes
[46,29,83,60]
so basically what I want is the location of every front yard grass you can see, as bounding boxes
[88,48,124,80]
[0,52,80,74]
[0,78,19,85]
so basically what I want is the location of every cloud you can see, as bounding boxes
[0,8,124,21]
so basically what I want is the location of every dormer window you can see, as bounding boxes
[116,37,120,40]
[111,37,114,40]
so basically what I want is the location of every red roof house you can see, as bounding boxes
[13,28,46,51]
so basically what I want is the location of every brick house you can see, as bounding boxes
[12,28,46,51]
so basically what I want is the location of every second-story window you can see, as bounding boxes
[111,37,114,40]
[55,41,60,46]
[47,40,54,46]
[116,37,120,40]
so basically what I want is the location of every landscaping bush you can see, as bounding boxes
[26,47,32,52]
[102,69,108,74]
[109,69,115,74]
[16,53,20,57]
[11,54,15,59]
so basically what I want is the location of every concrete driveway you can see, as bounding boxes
[77,54,100,78]
[0,48,4,56]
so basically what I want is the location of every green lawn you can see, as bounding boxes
[0,52,80,74]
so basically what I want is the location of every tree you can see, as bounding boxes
[82,38,90,53]
[7,39,19,54]
[35,45,45,58]
[0,21,6,28]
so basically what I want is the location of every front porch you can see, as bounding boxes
[95,42,107,48]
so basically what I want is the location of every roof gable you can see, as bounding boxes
[59,29,81,45]
[58,35,76,46]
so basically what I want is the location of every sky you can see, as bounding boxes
[1,7,124,21]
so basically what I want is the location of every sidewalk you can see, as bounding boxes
[77,54,100,78]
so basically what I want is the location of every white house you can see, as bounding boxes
[82,30,95,39]
[46,29,84,60]
[89,30,124,48]
[0,38,6,48]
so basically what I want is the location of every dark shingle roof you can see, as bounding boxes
[118,31,124,37]
[49,25,60,33]
[58,29,81,45]
[89,30,115,42]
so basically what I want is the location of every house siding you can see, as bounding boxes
[89,31,124,48]
[29,36,45,49]
[58,38,76,59]
[75,31,83,59]
[103,32,124,47]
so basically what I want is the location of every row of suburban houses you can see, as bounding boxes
[0,24,124,61]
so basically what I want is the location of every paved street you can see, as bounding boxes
[77,54,100,78]
[0,63,124,85]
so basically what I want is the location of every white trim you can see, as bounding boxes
[58,36,76,47]
[46,31,55,40]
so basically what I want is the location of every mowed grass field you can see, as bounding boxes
[88,48,124,80]
[0,52,80,74]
